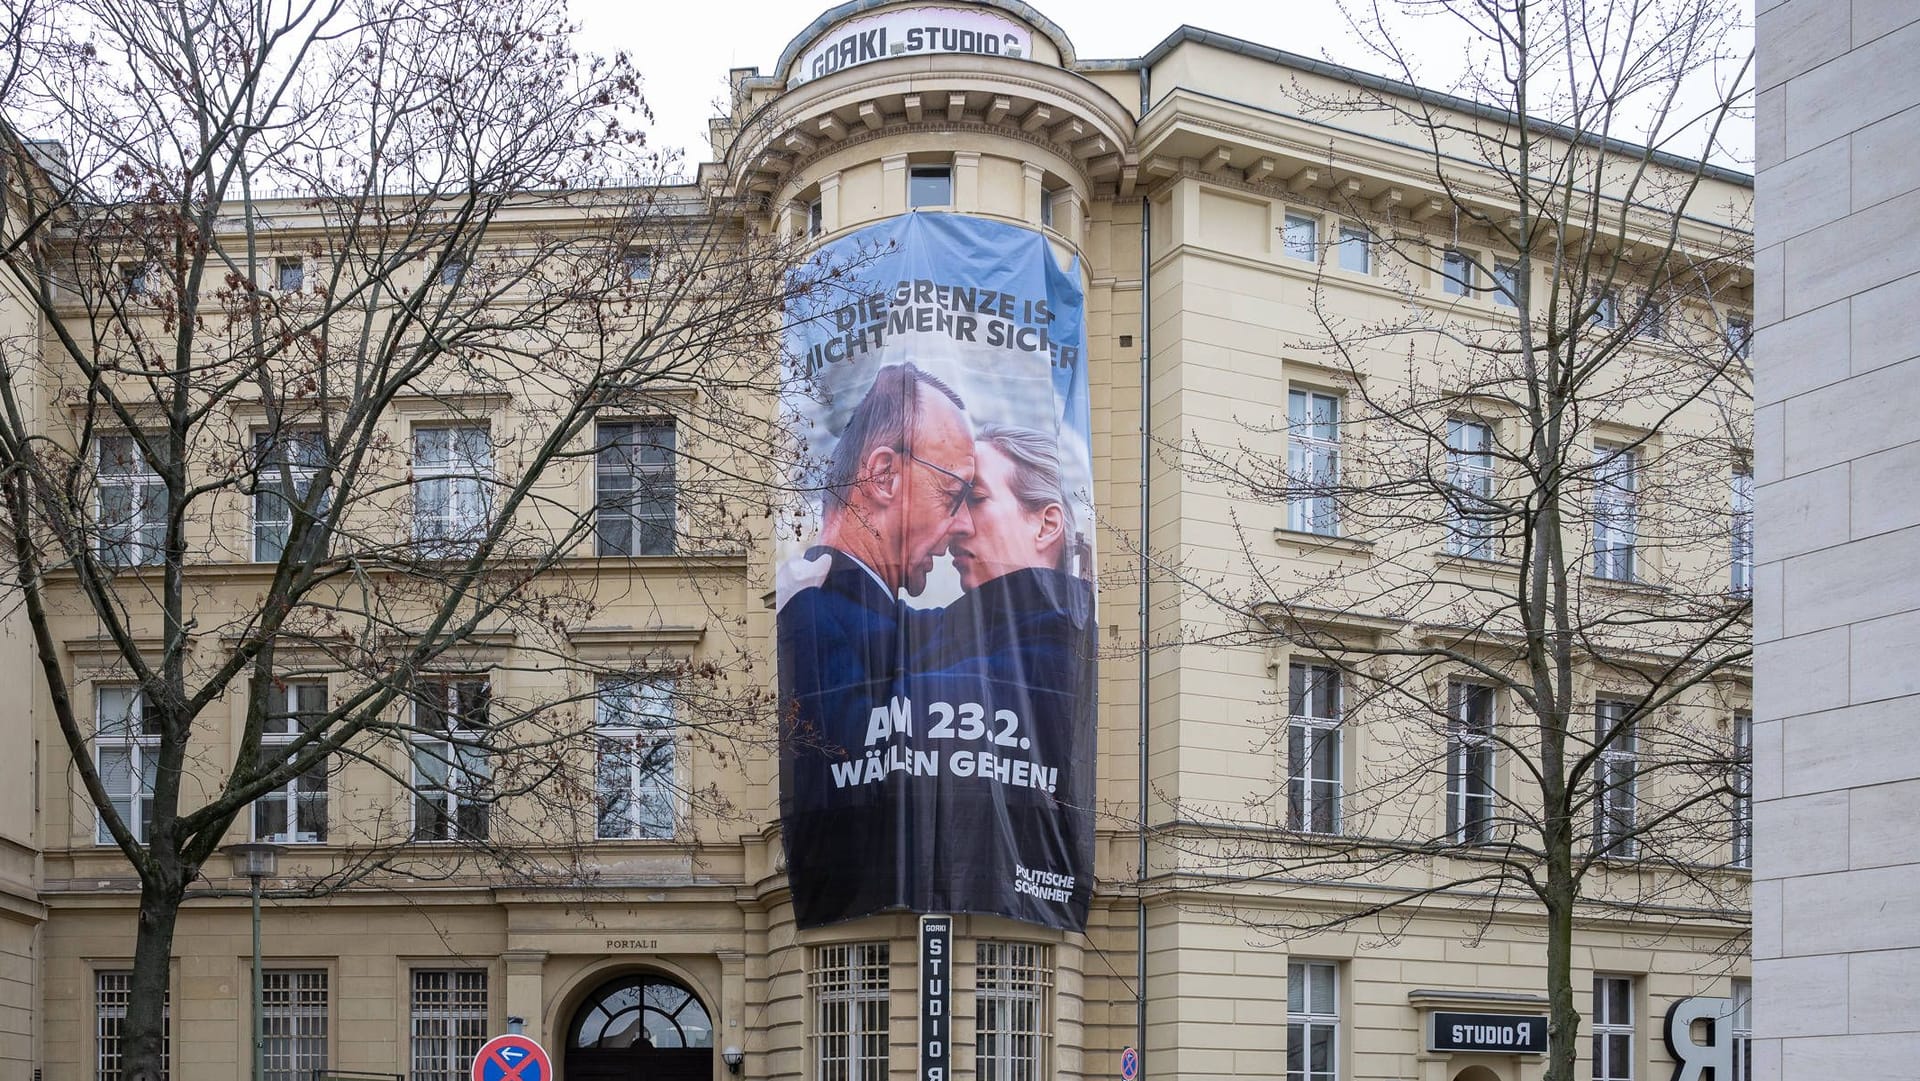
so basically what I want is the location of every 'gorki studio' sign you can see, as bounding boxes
[794,7,1034,84]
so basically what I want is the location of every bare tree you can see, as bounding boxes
[1145,3,1753,1080]
[0,0,820,1076]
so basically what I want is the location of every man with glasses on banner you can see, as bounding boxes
[777,362,977,926]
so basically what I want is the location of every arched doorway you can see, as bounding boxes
[564,972,714,1081]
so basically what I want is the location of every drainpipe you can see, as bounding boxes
[1135,59,1152,1077]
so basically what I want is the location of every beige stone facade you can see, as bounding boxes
[0,2,1751,1079]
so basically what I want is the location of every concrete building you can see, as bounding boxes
[1752,1,1920,1078]
[0,2,1752,1079]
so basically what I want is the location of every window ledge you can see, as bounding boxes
[1272,528,1372,556]
[1434,551,1518,573]
[1584,574,1671,600]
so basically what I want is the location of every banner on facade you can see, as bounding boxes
[776,212,1096,931]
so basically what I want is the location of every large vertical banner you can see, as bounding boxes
[776,213,1096,930]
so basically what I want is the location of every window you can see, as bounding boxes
[1491,261,1520,307]
[1287,389,1341,536]
[1594,699,1638,858]
[1633,295,1665,340]
[413,426,492,556]
[1287,961,1338,1081]
[1447,682,1496,845]
[254,681,328,844]
[976,942,1051,1081]
[1730,468,1753,595]
[1732,712,1752,869]
[253,428,328,562]
[1441,248,1475,295]
[1446,418,1497,559]
[1592,442,1637,581]
[411,678,491,842]
[595,421,676,556]
[118,262,151,297]
[1040,188,1058,229]
[1287,663,1341,834]
[97,434,167,566]
[1725,315,1752,360]
[595,677,676,840]
[812,943,889,1081]
[620,249,652,283]
[96,970,169,1081]
[261,970,328,1081]
[437,257,465,286]
[276,258,304,292]
[1336,225,1369,273]
[807,198,824,238]
[1591,975,1634,1081]
[1591,289,1619,329]
[909,165,952,208]
[96,686,158,845]
[1283,214,1319,262]
[1730,978,1752,1081]
[411,970,489,1081]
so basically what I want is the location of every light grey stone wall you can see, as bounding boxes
[1754,1,1920,1077]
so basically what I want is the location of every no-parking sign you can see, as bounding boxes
[471,1033,554,1081]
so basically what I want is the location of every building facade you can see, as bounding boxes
[0,3,1752,1079]
[1752,0,1920,1077]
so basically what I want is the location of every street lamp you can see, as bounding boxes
[224,843,283,1081]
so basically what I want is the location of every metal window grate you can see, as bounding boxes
[811,943,890,1081]
[261,969,328,1081]
[975,942,1052,1081]
[410,969,489,1081]
[96,970,169,1081]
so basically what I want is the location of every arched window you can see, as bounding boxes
[568,973,714,1049]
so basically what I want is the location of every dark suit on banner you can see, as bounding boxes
[777,547,916,926]
[910,566,1096,928]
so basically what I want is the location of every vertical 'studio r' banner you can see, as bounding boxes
[920,915,952,1081]
[776,213,1097,930]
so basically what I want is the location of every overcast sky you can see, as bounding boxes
[570,0,1753,171]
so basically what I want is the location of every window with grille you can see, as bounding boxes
[97,434,167,566]
[1730,978,1752,1081]
[1446,418,1497,559]
[276,258,304,292]
[1283,214,1319,262]
[254,680,329,843]
[1286,960,1338,1081]
[1447,682,1496,844]
[595,421,677,556]
[96,686,158,845]
[411,969,489,1081]
[1287,663,1341,834]
[1287,390,1341,536]
[595,676,676,839]
[812,942,889,1081]
[1593,699,1638,858]
[1592,443,1638,581]
[976,942,1051,1081]
[96,970,169,1081]
[1591,975,1634,1081]
[411,678,492,841]
[1732,712,1752,868]
[261,969,328,1081]
[413,426,492,556]
[1731,468,1754,595]
[253,428,328,562]
[1725,315,1752,360]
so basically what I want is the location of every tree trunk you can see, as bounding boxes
[123,874,184,1081]
[1544,864,1580,1081]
